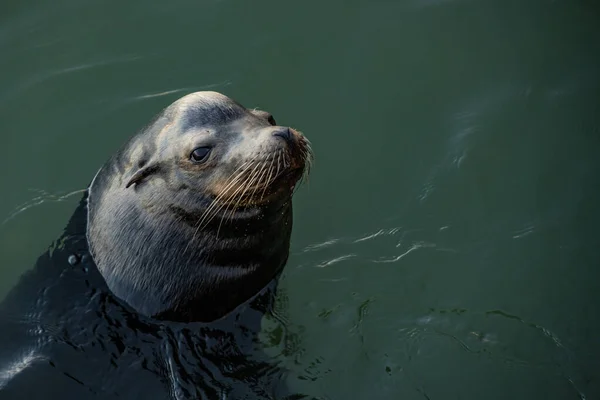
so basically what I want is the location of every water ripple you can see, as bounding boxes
[354,227,400,243]
[0,348,45,389]
[1,188,86,227]
[512,224,535,239]
[316,254,356,268]
[303,239,341,252]
[296,224,455,271]
[0,55,144,104]
[128,80,233,102]
[374,242,437,264]
[402,308,588,398]
[484,310,567,351]
[302,225,404,252]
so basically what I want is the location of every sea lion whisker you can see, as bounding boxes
[222,175,255,225]
[188,163,256,247]
[196,159,257,227]
[274,151,282,182]
[231,166,263,213]
[184,169,247,262]
[259,153,276,188]
[239,156,267,198]
[215,199,236,239]
[259,157,273,187]
[249,160,271,200]
[211,158,256,204]
[303,143,314,167]
[220,163,265,226]
[205,157,268,227]
[283,153,290,170]
[236,155,273,206]
[195,164,249,225]
[260,157,274,191]
[260,154,277,200]
[300,147,312,184]
[187,159,255,246]
[215,203,240,239]
[213,159,263,224]
[196,183,238,231]
[193,158,264,256]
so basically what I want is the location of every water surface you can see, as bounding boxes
[1,0,599,399]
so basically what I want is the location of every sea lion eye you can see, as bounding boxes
[190,147,211,163]
[267,115,276,126]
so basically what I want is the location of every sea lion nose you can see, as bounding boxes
[273,127,293,143]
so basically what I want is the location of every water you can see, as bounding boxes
[1,0,599,398]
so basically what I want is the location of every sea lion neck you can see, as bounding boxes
[87,168,294,322]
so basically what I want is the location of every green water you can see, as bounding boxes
[1,0,599,398]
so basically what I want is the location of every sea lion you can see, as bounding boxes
[0,92,314,399]
[87,91,312,322]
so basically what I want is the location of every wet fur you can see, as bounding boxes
[87,92,309,322]
[0,92,314,399]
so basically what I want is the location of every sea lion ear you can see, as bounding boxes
[125,164,160,188]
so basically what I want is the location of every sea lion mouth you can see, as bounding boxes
[219,153,307,205]
[194,137,312,228]
[248,133,313,198]
[215,131,312,198]
[270,165,304,191]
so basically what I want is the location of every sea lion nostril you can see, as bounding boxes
[273,128,292,143]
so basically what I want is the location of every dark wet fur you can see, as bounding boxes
[87,92,309,322]
[0,92,315,399]
[0,195,312,399]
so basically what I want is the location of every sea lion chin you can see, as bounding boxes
[86,91,312,323]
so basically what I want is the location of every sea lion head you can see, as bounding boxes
[86,91,312,322]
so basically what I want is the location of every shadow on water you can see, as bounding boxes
[0,193,318,400]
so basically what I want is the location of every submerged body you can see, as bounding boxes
[0,197,288,399]
[0,92,313,399]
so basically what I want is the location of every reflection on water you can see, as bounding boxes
[0,349,43,390]
[1,188,85,226]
